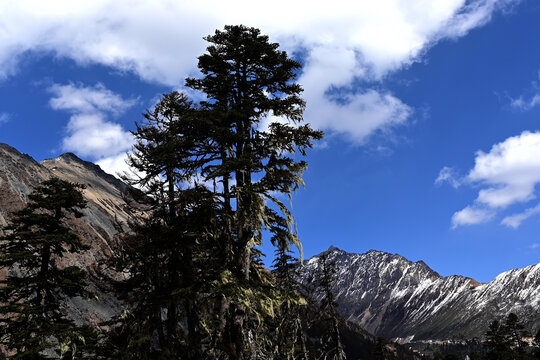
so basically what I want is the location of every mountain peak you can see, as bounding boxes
[42,153,127,192]
[57,152,85,163]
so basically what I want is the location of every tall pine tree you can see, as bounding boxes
[186,24,322,359]
[109,92,216,359]
[0,178,96,359]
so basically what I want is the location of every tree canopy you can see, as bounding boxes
[0,178,96,359]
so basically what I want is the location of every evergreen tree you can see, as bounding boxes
[107,25,321,359]
[485,319,511,360]
[271,236,308,360]
[373,337,390,360]
[505,313,530,360]
[108,92,216,359]
[485,313,530,360]
[186,24,322,359]
[312,252,346,360]
[0,178,96,359]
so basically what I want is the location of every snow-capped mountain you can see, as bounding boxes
[298,246,540,340]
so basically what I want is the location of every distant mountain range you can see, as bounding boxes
[298,246,540,341]
[1,142,539,345]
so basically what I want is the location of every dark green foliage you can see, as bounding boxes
[270,242,309,359]
[310,252,346,360]
[430,312,538,360]
[185,24,322,359]
[374,337,391,360]
[105,25,322,359]
[105,92,217,359]
[485,320,510,360]
[0,178,96,359]
[485,313,531,360]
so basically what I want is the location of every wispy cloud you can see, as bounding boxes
[435,166,462,188]
[450,131,540,228]
[0,112,9,125]
[530,243,540,249]
[0,0,521,144]
[48,82,136,176]
[502,204,540,228]
[510,94,540,110]
[509,67,540,111]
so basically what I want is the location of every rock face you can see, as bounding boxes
[0,143,134,324]
[299,247,540,341]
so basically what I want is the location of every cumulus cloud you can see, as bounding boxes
[435,166,461,188]
[49,83,135,116]
[451,131,540,228]
[467,131,540,207]
[48,83,135,176]
[96,153,135,179]
[0,0,520,144]
[452,206,494,228]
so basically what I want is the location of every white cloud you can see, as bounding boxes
[437,0,518,39]
[61,113,133,158]
[0,0,520,143]
[96,153,134,179]
[49,83,135,115]
[0,113,9,125]
[451,205,494,229]
[502,204,540,228]
[452,131,540,228]
[530,243,540,249]
[468,131,540,207]
[435,166,461,188]
[48,83,135,175]
[509,66,540,110]
[510,94,540,110]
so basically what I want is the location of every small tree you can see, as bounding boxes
[271,232,308,360]
[485,319,510,360]
[485,313,531,360]
[373,337,391,360]
[313,252,346,360]
[0,178,96,359]
[505,313,530,359]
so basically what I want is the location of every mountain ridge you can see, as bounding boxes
[0,143,134,326]
[299,246,540,341]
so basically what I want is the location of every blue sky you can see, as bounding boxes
[1,0,540,283]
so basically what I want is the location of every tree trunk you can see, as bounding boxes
[36,243,51,309]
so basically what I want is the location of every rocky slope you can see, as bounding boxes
[299,246,540,341]
[0,143,135,324]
